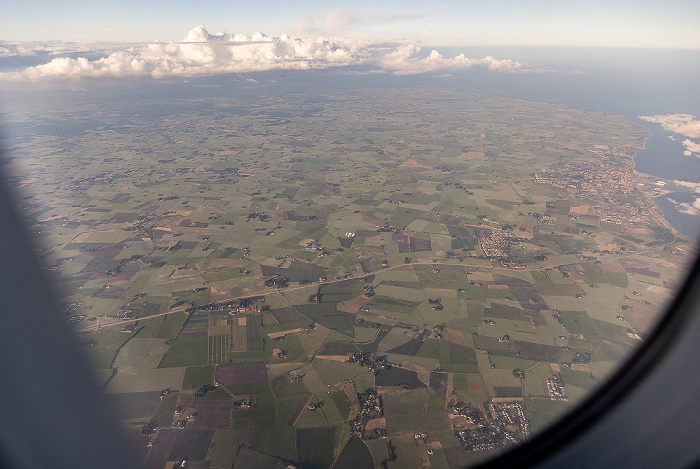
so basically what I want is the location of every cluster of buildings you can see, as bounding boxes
[479,229,525,261]
[350,387,383,438]
[109,308,134,319]
[68,314,86,325]
[414,433,434,455]
[348,352,393,374]
[545,378,568,400]
[452,401,529,452]
[535,160,635,202]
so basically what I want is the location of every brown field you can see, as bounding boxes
[625,267,660,278]
[444,328,464,344]
[341,381,360,410]
[459,151,485,158]
[296,428,315,467]
[288,394,314,426]
[473,335,509,351]
[510,340,562,362]
[599,263,626,273]
[492,275,549,311]
[436,264,467,275]
[569,205,590,215]
[365,417,386,431]
[177,398,233,430]
[400,159,431,169]
[316,355,348,361]
[231,316,248,352]
[361,213,387,226]
[602,339,632,361]
[215,363,268,385]
[267,328,304,339]
[623,299,660,333]
[336,295,371,314]
[145,429,215,468]
[410,237,432,251]
[358,245,386,254]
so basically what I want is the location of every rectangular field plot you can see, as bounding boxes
[159,336,208,367]
[145,429,215,469]
[246,314,264,351]
[232,315,248,352]
[107,391,163,420]
[209,334,230,363]
[204,430,251,469]
[509,340,563,362]
[385,407,452,436]
[181,365,215,393]
[373,284,425,303]
[104,367,186,394]
[453,373,489,405]
[215,362,268,386]
[177,398,233,430]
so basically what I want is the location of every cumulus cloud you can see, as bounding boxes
[640,113,700,159]
[675,197,700,216]
[0,25,531,83]
[673,180,700,193]
[380,45,527,75]
[682,139,700,158]
[639,113,700,139]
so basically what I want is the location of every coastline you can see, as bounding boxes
[629,130,698,243]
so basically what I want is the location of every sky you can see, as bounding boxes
[2,0,699,48]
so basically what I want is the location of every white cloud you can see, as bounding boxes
[296,10,426,36]
[379,45,527,75]
[676,197,700,216]
[0,40,106,58]
[681,139,700,158]
[639,113,700,139]
[0,25,531,84]
[673,180,700,193]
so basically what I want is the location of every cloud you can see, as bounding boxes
[0,40,105,58]
[676,197,700,216]
[673,180,700,193]
[639,113,700,139]
[296,10,426,36]
[0,25,531,84]
[380,45,528,75]
[682,139,700,158]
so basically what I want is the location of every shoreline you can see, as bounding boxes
[629,133,697,244]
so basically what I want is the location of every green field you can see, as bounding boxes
[159,336,209,368]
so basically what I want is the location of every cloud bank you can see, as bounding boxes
[0,40,101,58]
[640,113,700,158]
[296,10,426,36]
[0,25,530,83]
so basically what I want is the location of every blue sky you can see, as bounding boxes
[3,0,699,48]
